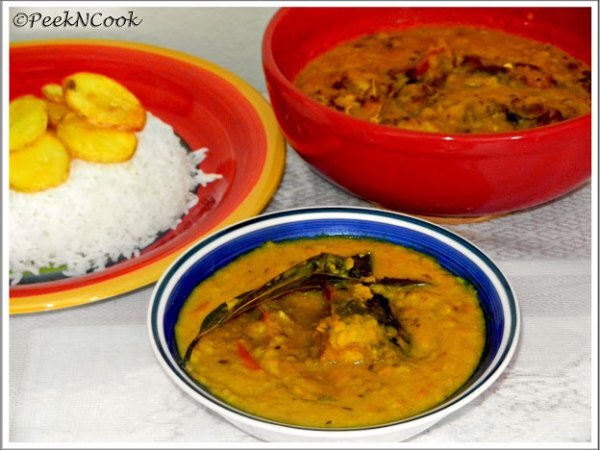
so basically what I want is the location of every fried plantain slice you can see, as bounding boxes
[10,132,70,192]
[9,95,48,152]
[63,72,146,131]
[44,100,71,128]
[41,83,65,103]
[57,116,138,163]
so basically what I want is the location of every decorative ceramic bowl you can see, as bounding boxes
[148,207,520,442]
[262,7,591,218]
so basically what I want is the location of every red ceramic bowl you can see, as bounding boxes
[10,40,285,313]
[262,7,591,217]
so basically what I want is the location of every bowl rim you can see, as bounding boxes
[262,7,591,150]
[148,206,521,437]
[9,38,286,314]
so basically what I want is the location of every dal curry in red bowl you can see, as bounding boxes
[262,7,591,217]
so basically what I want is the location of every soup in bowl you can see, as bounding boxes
[148,207,519,441]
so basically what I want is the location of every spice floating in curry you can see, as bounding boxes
[175,237,486,428]
[294,26,591,133]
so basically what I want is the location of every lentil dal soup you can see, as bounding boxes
[175,237,485,428]
[295,26,591,134]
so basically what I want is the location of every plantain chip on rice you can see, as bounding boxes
[41,83,65,103]
[10,132,70,192]
[45,100,71,128]
[63,72,146,131]
[9,95,48,152]
[57,116,138,163]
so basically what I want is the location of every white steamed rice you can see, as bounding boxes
[9,113,222,284]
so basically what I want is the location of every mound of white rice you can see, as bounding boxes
[9,113,222,284]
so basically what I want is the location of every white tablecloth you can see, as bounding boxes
[8,6,593,446]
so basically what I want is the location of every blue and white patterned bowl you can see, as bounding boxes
[148,207,520,442]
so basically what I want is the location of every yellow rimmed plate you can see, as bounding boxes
[9,39,285,314]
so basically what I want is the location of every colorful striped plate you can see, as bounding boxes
[9,39,285,314]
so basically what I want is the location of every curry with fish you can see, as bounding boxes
[175,237,485,428]
[295,26,590,133]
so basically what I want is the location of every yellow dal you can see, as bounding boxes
[175,237,485,428]
[295,26,591,133]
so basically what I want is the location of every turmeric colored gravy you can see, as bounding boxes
[175,237,485,428]
[295,26,590,133]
